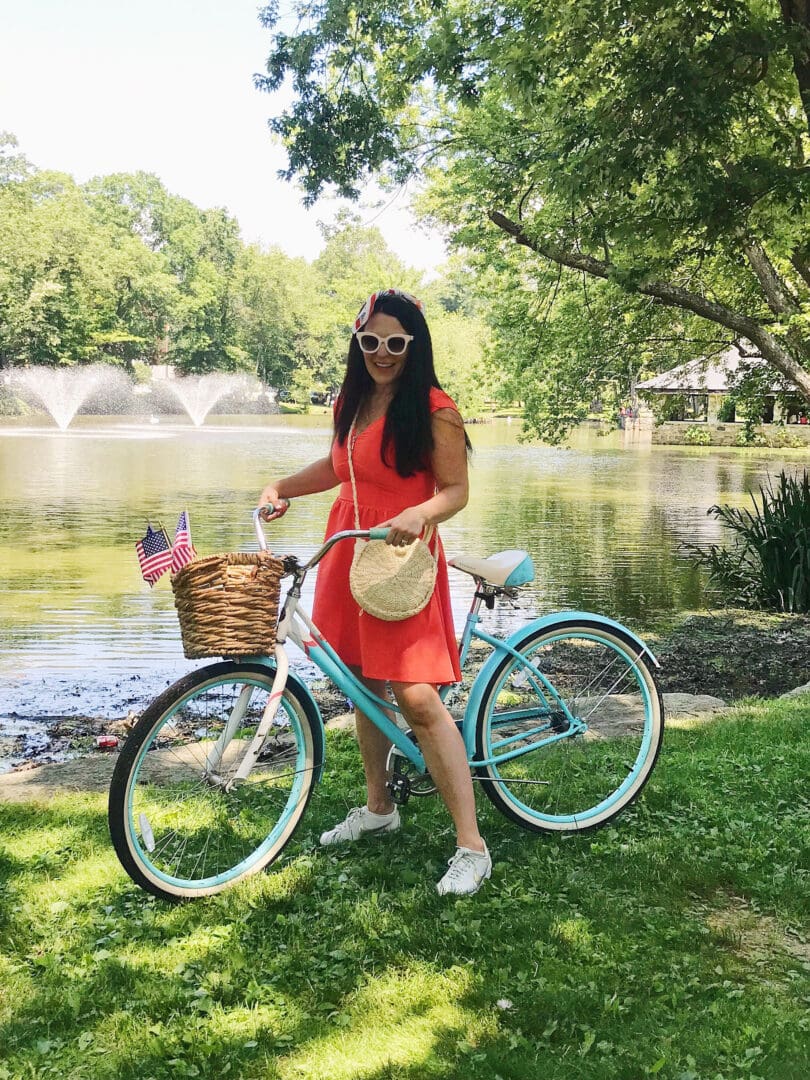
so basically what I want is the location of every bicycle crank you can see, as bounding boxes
[386,740,438,800]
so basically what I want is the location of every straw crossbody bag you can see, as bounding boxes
[346,419,438,621]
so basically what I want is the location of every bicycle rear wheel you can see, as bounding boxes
[474,619,663,833]
[109,661,322,901]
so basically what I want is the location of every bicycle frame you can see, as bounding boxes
[278,585,593,773]
[215,510,658,788]
[211,511,592,787]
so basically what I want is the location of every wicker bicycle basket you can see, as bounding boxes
[171,551,285,659]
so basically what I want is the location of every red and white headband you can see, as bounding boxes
[354,289,425,332]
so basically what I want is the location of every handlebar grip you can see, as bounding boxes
[368,527,390,540]
[252,501,290,551]
[259,499,290,519]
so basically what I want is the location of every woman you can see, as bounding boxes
[258,289,491,896]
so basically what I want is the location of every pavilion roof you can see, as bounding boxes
[637,346,791,394]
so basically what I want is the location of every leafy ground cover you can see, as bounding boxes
[1,698,808,1080]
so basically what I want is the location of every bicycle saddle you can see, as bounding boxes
[448,550,535,587]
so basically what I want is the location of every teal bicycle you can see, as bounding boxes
[108,509,664,901]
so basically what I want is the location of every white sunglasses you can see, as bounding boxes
[354,331,414,356]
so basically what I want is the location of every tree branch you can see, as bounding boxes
[780,1,810,139]
[791,251,810,290]
[720,158,801,312]
[489,210,810,400]
[739,236,801,314]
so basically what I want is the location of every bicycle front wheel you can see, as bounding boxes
[109,662,322,901]
[474,620,663,833]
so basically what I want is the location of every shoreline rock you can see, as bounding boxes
[780,681,810,699]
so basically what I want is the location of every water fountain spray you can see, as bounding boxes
[161,373,261,426]
[10,365,133,430]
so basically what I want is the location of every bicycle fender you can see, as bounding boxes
[239,657,326,783]
[462,613,659,757]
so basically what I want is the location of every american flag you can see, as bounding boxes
[136,524,172,587]
[171,510,196,574]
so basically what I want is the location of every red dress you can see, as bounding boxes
[311,386,462,684]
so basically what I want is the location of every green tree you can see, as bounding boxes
[309,213,422,394]
[467,244,732,437]
[84,171,176,252]
[428,305,493,415]
[0,170,126,367]
[84,174,182,364]
[258,0,810,436]
[235,244,301,387]
[0,135,488,405]
[166,207,246,373]
[0,131,33,185]
[85,173,249,372]
[1,165,184,370]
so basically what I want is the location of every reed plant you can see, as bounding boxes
[693,470,810,612]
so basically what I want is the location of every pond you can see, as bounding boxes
[0,414,805,760]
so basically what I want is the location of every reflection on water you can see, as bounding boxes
[1,415,806,725]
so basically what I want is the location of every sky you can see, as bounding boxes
[0,0,447,272]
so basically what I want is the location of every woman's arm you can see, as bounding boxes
[258,452,340,511]
[381,408,469,543]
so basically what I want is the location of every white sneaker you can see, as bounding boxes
[319,805,400,846]
[436,843,492,896]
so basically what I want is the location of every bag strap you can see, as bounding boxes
[347,418,362,531]
[347,417,436,553]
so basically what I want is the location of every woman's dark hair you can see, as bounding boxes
[334,293,468,476]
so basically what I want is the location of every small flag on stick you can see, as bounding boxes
[136,524,172,587]
[171,509,197,574]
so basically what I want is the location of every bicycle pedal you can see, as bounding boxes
[387,774,411,806]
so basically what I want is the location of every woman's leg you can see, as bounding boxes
[390,681,484,852]
[348,665,395,815]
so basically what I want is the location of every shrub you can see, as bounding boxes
[769,428,805,450]
[131,360,152,386]
[691,470,810,612]
[735,419,767,446]
[651,393,687,423]
[684,424,712,445]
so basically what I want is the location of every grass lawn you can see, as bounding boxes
[1,697,808,1080]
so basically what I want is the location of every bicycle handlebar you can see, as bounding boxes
[252,506,390,565]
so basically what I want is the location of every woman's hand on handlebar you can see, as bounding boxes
[258,485,290,521]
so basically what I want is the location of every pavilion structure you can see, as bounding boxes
[636,345,801,423]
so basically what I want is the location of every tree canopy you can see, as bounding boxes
[258,0,810,436]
